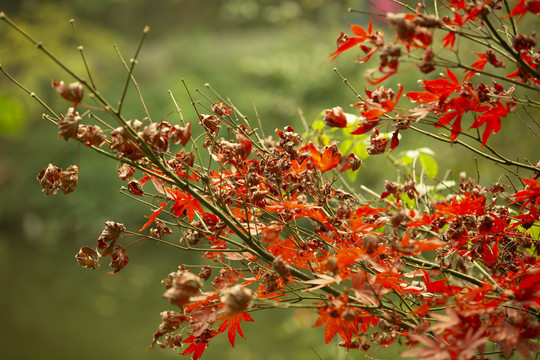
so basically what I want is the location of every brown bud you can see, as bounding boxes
[325,256,339,275]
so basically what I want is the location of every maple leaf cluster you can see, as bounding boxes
[330,0,539,149]
[1,1,539,359]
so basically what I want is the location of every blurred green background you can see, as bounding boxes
[0,1,537,359]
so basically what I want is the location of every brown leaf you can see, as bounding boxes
[163,271,203,307]
[58,107,81,141]
[109,245,129,274]
[75,246,100,270]
[117,164,136,180]
[98,221,126,256]
[59,165,78,194]
[37,163,62,195]
[77,124,106,147]
[52,80,84,106]
[169,122,192,145]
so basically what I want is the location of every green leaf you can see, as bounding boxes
[312,120,325,130]
[339,138,353,155]
[353,139,369,159]
[419,153,438,178]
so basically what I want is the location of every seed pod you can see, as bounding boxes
[220,284,253,317]
[163,271,203,308]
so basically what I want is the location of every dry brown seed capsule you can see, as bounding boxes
[220,284,253,317]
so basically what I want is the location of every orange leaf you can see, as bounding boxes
[139,202,167,231]
[308,143,341,172]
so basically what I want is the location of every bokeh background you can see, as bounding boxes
[0,1,537,359]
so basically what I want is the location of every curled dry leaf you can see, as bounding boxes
[109,245,129,274]
[37,163,79,195]
[77,124,106,147]
[37,163,62,195]
[75,246,100,270]
[117,163,136,180]
[163,271,203,308]
[212,101,232,117]
[59,165,78,194]
[169,121,192,145]
[97,221,126,256]
[58,107,81,141]
[52,80,84,107]
[150,310,187,349]
[324,106,347,128]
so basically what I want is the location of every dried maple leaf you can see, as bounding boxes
[109,245,129,274]
[75,246,100,270]
[58,107,81,141]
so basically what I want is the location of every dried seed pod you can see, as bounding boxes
[273,255,290,281]
[220,284,253,317]
[163,271,203,308]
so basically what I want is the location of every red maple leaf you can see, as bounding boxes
[511,178,540,212]
[166,187,203,222]
[469,100,508,146]
[329,20,374,61]
[217,312,255,348]
[434,193,486,221]
[505,0,540,20]
[421,268,463,295]
[313,304,359,347]
[181,329,216,360]
[407,68,461,104]
[139,201,167,231]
